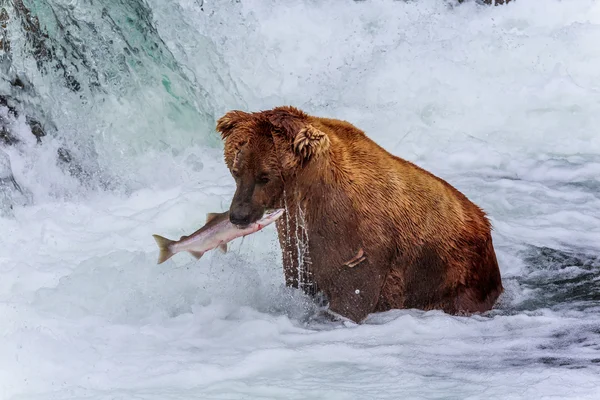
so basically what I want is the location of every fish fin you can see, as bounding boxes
[206,212,220,223]
[218,243,228,253]
[152,234,175,264]
[189,250,205,260]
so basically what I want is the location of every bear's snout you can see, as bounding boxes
[229,204,256,227]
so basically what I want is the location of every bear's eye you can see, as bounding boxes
[257,174,270,185]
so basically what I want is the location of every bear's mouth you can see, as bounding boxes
[235,223,251,229]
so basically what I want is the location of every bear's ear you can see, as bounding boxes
[291,125,331,161]
[216,110,250,139]
[267,107,330,162]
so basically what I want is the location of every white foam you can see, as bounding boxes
[2,0,600,398]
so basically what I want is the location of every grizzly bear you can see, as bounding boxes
[216,106,503,323]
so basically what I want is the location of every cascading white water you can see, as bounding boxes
[1,0,600,399]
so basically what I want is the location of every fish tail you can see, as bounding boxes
[152,234,175,264]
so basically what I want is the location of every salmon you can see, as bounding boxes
[152,208,285,264]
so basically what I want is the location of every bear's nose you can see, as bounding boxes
[230,208,252,227]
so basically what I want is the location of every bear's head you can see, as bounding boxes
[216,106,330,227]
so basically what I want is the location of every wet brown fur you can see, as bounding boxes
[217,106,503,323]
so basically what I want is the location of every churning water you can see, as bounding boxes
[1,0,600,399]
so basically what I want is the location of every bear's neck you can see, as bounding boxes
[279,151,356,230]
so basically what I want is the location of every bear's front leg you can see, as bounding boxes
[326,252,387,323]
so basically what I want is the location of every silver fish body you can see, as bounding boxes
[152,208,285,264]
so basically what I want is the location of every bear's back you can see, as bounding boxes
[309,115,490,244]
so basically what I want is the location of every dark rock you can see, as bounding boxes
[0,94,18,117]
[0,124,19,145]
[11,76,24,89]
[25,116,46,143]
[57,147,72,164]
[57,146,91,182]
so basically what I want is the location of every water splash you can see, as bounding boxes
[0,0,222,209]
[281,190,315,295]
[294,202,313,293]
